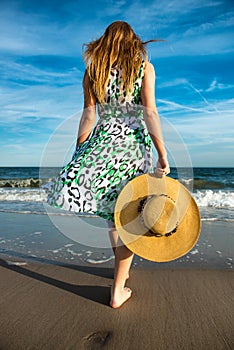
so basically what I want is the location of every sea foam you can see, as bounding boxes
[0,188,47,202]
[1,188,233,209]
[193,190,234,208]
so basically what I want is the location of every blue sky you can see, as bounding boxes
[0,0,233,167]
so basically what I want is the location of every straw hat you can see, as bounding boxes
[114,174,201,262]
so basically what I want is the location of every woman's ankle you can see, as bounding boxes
[112,282,124,293]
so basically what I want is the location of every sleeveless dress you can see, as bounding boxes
[46,60,153,222]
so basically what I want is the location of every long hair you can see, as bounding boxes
[83,21,164,103]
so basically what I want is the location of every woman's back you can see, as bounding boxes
[97,60,146,128]
[104,60,145,105]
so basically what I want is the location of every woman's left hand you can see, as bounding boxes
[154,157,170,177]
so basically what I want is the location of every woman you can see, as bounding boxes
[47,21,170,308]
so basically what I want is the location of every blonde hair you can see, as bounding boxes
[83,21,164,103]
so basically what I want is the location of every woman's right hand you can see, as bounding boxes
[154,156,170,177]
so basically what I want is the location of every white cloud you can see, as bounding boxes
[157,78,189,88]
[0,56,84,128]
[205,78,234,92]
[158,99,214,114]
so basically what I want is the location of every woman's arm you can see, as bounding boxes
[76,70,97,148]
[140,61,170,175]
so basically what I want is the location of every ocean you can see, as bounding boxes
[0,166,233,221]
[0,167,233,269]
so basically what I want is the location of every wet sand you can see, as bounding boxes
[0,211,233,269]
[0,259,233,350]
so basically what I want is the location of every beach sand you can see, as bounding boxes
[0,259,233,350]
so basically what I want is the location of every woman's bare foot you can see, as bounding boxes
[110,286,132,308]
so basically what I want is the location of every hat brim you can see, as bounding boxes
[114,174,201,262]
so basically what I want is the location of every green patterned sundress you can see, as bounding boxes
[47,60,153,222]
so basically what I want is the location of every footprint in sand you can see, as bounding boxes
[83,331,112,349]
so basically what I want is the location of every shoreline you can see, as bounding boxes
[0,211,233,270]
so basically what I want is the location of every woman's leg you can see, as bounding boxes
[107,220,119,256]
[108,221,134,308]
[110,239,134,308]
